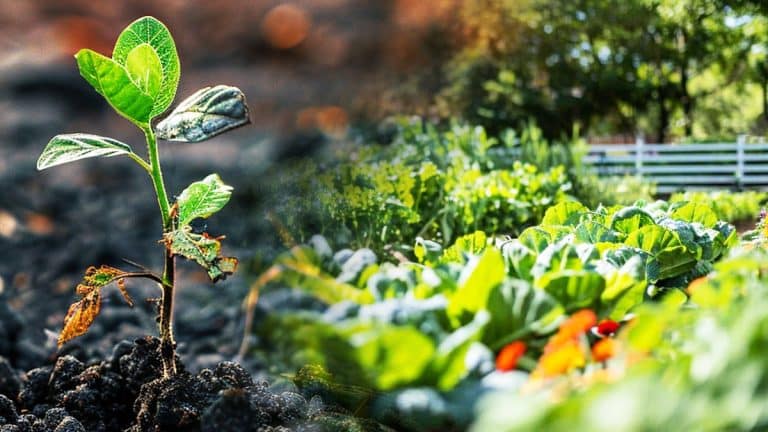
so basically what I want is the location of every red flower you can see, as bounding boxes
[594,319,620,337]
[496,341,527,372]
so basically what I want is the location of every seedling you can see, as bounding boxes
[36,16,250,376]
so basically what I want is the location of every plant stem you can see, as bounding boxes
[159,249,177,376]
[143,126,172,228]
[143,125,177,377]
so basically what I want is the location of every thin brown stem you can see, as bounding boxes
[159,249,177,376]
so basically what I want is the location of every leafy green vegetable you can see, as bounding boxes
[541,201,587,226]
[448,248,505,324]
[609,206,656,234]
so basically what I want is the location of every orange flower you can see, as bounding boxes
[496,341,526,372]
[558,309,597,339]
[533,339,585,378]
[591,338,616,362]
[544,309,597,352]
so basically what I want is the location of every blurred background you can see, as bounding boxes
[0,0,766,366]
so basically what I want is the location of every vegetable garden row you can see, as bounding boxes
[240,118,768,431]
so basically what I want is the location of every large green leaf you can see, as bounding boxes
[537,270,605,311]
[351,324,436,391]
[37,134,135,170]
[272,246,374,304]
[541,201,587,226]
[112,16,180,117]
[518,227,552,253]
[657,218,702,259]
[442,231,488,263]
[156,85,250,142]
[604,246,661,283]
[625,225,696,280]
[599,255,646,320]
[447,248,505,324]
[499,240,536,280]
[610,206,656,234]
[574,220,622,243]
[176,174,233,225]
[484,279,563,347]
[671,202,718,228]
[124,43,162,96]
[75,49,154,125]
[531,236,597,278]
[428,311,490,390]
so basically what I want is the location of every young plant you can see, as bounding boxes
[36,16,250,376]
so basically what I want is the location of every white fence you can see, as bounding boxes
[585,136,768,193]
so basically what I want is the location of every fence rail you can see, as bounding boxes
[584,136,768,193]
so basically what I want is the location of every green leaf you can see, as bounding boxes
[610,206,656,234]
[164,227,237,281]
[541,201,587,226]
[600,255,646,320]
[518,227,552,253]
[429,311,490,390]
[625,225,696,280]
[37,133,135,170]
[441,231,488,263]
[484,279,562,346]
[537,270,605,311]
[156,85,250,142]
[75,49,154,125]
[125,43,162,96]
[351,325,435,391]
[574,220,622,243]
[447,248,505,324]
[499,239,536,280]
[531,236,596,278]
[176,174,233,225]
[414,237,443,264]
[604,246,661,283]
[671,202,718,228]
[275,246,374,304]
[112,16,180,117]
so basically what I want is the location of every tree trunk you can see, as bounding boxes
[763,76,768,122]
[681,66,693,137]
[657,89,668,144]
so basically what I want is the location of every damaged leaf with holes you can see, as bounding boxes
[164,227,238,281]
[164,173,237,281]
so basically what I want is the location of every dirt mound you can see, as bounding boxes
[0,336,388,432]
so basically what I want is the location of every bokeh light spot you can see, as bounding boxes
[261,4,311,50]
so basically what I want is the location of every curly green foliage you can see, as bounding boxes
[300,118,573,253]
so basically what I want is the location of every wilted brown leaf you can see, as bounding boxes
[58,265,134,346]
[58,289,101,346]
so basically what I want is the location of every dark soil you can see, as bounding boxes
[0,312,389,432]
